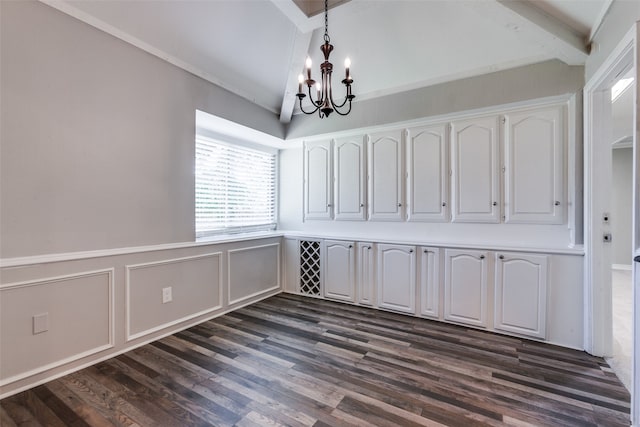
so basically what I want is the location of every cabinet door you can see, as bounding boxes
[304,140,333,220]
[419,247,440,319]
[504,106,564,224]
[324,240,356,302]
[494,252,548,339]
[334,136,367,220]
[368,130,404,221]
[407,124,449,222]
[357,242,375,306]
[377,244,416,313]
[444,249,489,327]
[451,116,500,223]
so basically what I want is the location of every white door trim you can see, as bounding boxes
[583,23,637,424]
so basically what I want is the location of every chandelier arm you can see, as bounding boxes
[306,84,320,106]
[297,97,320,115]
[330,93,350,109]
[327,81,351,110]
[331,100,353,116]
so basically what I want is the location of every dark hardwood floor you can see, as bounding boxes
[1,294,631,426]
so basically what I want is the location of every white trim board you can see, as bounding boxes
[583,22,637,426]
[0,232,284,268]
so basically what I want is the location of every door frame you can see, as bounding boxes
[583,23,637,423]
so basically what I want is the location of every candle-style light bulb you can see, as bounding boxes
[316,82,321,102]
[306,57,312,80]
[298,74,304,94]
[345,57,351,80]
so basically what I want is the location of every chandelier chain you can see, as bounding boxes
[324,0,330,43]
[295,0,354,118]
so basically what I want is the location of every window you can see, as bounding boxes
[195,136,277,237]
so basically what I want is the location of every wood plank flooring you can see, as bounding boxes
[1,294,631,426]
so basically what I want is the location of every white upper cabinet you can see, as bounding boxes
[406,124,449,222]
[334,136,367,221]
[324,240,356,302]
[504,106,564,224]
[367,130,404,221]
[377,243,416,313]
[444,249,489,328]
[303,140,333,220]
[451,116,500,223]
[494,252,548,339]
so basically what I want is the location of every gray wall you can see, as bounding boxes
[0,1,283,258]
[286,60,584,140]
[612,147,633,265]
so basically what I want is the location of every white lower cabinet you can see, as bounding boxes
[494,252,548,339]
[289,237,552,342]
[418,247,440,319]
[377,244,416,314]
[357,242,375,306]
[324,240,356,302]
[444,249,489,328]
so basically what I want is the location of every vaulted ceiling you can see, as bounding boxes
[42,0,611,123]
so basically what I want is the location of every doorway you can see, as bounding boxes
[608,70,634,391]
[583,24,637,424]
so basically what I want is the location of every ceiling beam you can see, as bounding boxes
[470,0,589,66]
[271,0,323,34]
[279,30,313,123]
[292,0,352,18]
[588,0,614,43]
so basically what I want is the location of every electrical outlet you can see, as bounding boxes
[162,287,172,304]
[33,312,49,334]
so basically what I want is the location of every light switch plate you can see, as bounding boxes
[33,312,49,334]
[162,287,172,304]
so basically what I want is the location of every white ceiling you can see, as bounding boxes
[43,0,612,123]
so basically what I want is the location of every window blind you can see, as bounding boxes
[195,136,276,237]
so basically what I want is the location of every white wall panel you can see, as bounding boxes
[126,253,222,340]
[228,243,280,305]
[0,269,114,385]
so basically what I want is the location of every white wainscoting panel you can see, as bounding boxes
[228,243,281,305]
[126,253,222,341]
[0,269,114,386]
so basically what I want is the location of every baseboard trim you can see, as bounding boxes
[0,288,282,400]
[612,264,633,271]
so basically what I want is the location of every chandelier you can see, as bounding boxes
[296,0,355,118]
